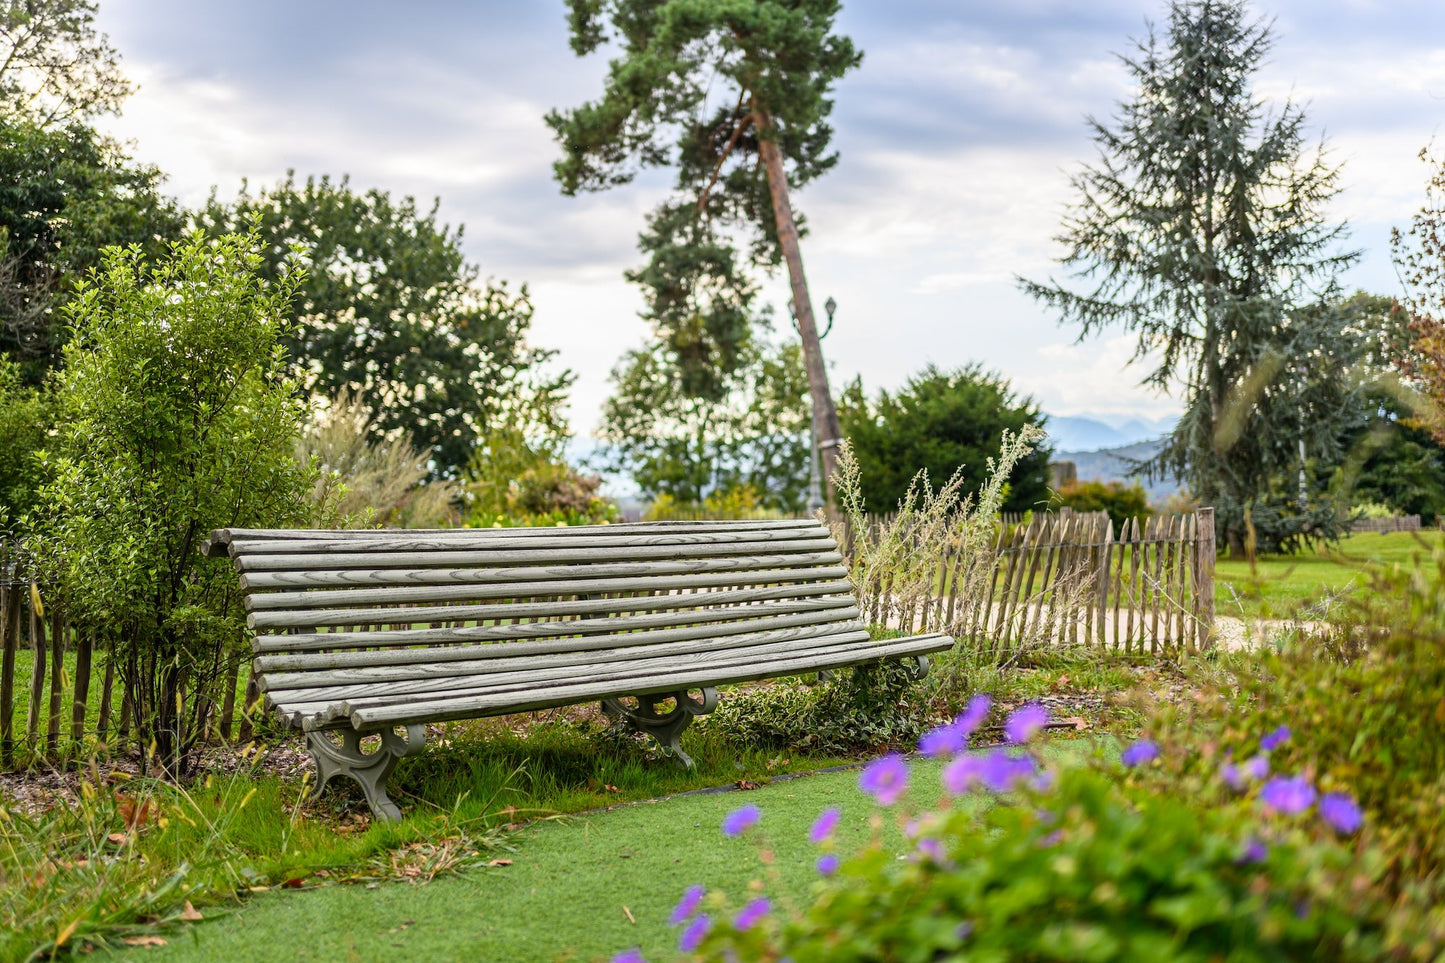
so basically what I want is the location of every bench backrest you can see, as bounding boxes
[207,519,860,701]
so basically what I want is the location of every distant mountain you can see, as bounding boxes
[1043,413,1177,453]
[1054,439,1181,502]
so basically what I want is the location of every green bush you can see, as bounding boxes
[1051,479,1151,533]
[42,231,316,774]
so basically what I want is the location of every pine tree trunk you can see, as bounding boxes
[754,108,843,504]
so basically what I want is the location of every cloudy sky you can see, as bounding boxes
[93,0,1445,441]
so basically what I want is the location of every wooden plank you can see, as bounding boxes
[994,523,1029,650]
[253,596,859,655]
[225,525,833,557]
[343,633,956,730]
[1014,517,1051,645]
[262,620,871,690]
[238,552,846,591]
[1171,514,1188,651]
[233,537,837,573]
[245,565,850,612]
[269,628,876,709]
[248,579,854,632]
[1149,516,1165,654]
[71,627,93,745]
[0,586,17,763]
[1125,518,1140,653]
[1196,507,1216,649]
[47,602,63,753]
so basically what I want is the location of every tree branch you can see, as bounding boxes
[696,111,753,215]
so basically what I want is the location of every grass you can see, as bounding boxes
[109,739,1100,963]
[1214,530,1445,620]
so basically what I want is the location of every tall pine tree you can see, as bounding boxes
[547,0,859,494]
[1021,0,1358,555]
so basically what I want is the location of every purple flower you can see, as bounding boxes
[979,749,1035,792]
[611,949,647,963]
[1319,792,1363,834]
[678,914,711,953]
[1121,739,1160,767]
[942,753,987,794]
[734,897,770,931]
[1243,754,1270,782]
[1260,775,1317,815]
[918,723,964,758]
[1005,703,1049,744]
[809,806,840,844]
[955,921,974,941]
[858,753,908,806]
[669,885,706,925]
[816,853,840,876]
[721,804,760,837]
[958,693,992,732]
[1261,725,1291,752]
[1038,830,1063,848]
[1237,837,1268,865]
[915,837,946,863]
[1220,761,1246,791]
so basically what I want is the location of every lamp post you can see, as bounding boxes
[806,297,837,514]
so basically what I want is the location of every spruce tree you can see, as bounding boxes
[1021,0,1358,555]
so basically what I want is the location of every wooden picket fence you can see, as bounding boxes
[1349,514,1421,534]
[0,544,254,766]
[856,509,1216,656]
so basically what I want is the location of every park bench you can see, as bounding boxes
[204,519,953,820]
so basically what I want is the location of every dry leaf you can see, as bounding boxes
[1056,716,1091,731]
[107,832,128,845]
[603,784,621,793]
[281,877,307,889]
[178,902,203,922]
[121,936,167,947]
[622,905,636,925]
[735,779,762,791]
[486,859,513,867]
[54,917,81,947]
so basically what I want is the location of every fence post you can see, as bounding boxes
[1196,507,1216,649]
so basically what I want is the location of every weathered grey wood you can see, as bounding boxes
[346,634,952,729]
[245,565,850,612]
[1196,507,1217,649]
[247,579,854,632]
[254,606,859,673]
[238,552,845,590]
[226,525,831,557]
[234,537,837,573]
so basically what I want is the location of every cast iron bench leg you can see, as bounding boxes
[306,724,427,822]
[601,687,718,769]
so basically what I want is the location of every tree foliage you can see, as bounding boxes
[0,0,130,126]
[42,232,316,774]
[599,334,811,510]
[838,365,1051,515]
[196,173,571,478]
[0,353,48,529]
[1392,146,1445,445]
[0,115,182,380]
[1020,0,1360,555]
[1052,480,1151,534]
[549,0,859,489]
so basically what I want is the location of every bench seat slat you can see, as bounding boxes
[227,526,830,556]
[235,537,836,572]
[268,627,873,710]
[253,607,860,673]
[245,565,849,611]
[334,634,955,730]
[260,621,866,693]
[247,580,854,631]
[237,552,845,591]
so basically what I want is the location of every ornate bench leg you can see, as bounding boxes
[305,724,427,822]
[601,688,718,769]
[901,654,930,681]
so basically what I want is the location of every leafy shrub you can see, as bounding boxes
[643,484,785,521]
[1158,546,1445,895]
[1051,479,1151,533]
[0,355,50,532]
[629,710,1406,963]
[42,231,316,774]
[466,425,617,527]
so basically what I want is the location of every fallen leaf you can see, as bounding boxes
[1053,674,1071,690]
[735,779,762,791]
[121,936,166,947]
[107,832,128,845]
[280,878,306,889]
[486,859,513,867]
[1055,716,1092,731]
[178,902,203,922]
[603,784,621,793]
[622,905,636,925]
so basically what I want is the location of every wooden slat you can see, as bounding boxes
[234,537,837,573]
[248,579,854,632]
[238,552,845,591]
[269,628,874,711]
[245,565,849,612]
[255,606,859,674]
[343,634,954,730]
[254,596,858,654]
[226,526,830,557]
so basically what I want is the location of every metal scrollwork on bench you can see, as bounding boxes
[601,687,718,769]
[305,724,427,822]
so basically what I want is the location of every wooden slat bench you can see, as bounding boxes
[205,519,952,820]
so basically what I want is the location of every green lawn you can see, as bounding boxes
[108,740,1099,963]
[1214,529,1444,620]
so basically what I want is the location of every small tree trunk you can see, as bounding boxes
[754,108,843,505]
